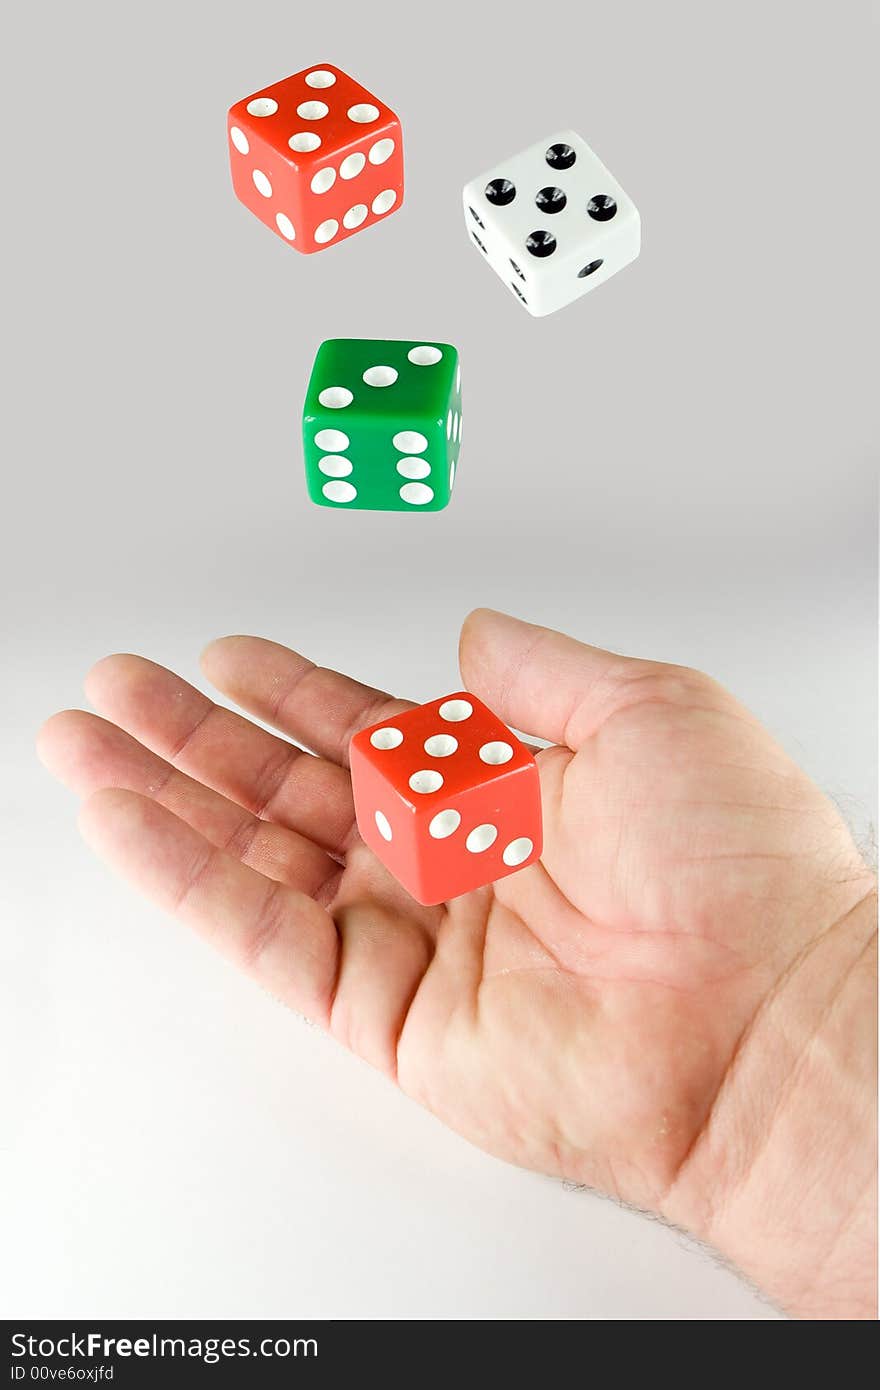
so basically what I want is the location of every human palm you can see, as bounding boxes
[38,608,866,1222]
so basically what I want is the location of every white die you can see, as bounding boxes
[462,130,640,317]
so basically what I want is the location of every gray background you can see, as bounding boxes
[1,0,876,1320]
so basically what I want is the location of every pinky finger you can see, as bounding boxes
[80,788,339,1025]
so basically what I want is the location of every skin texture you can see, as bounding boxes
[37,608,877,1319]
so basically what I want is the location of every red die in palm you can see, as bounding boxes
[351,694,542,906]
[227,64,403,254]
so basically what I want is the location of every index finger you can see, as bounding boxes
[201,636,414,767]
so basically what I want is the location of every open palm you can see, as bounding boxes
[38,608,865,1222]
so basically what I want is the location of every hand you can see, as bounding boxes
[38,609,876,1318]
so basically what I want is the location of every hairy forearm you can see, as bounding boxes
[667,888,878,1319]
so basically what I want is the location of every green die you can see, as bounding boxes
[303,339,462,511]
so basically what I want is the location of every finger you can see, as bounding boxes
[460,610,755,750]
[459,608,646,748]
[201,636,413,767]
[79,789,339,1024]
[84,655,355,854]
[38,711,340,898]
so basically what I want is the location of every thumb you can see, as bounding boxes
[459,608,648,748]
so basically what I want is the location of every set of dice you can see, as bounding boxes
[226,61,640,904]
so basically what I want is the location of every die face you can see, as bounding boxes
[348,748,423,896]
[416,762,542,904]
[463,130,640,316]
[227,63,404,254]
[302,339,462,511]
[351,693,543,906]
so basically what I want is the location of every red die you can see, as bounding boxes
[350,694,543,907]
[227,64,403,254]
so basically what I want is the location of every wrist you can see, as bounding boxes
[664,884,877,1319]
